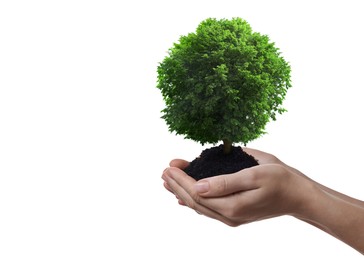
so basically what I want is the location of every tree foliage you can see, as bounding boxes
[157,18,292,147]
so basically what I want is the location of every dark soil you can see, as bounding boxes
[184,145,259,181]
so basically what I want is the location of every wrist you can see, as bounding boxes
[290,178,324,221]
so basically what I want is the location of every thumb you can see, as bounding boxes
[194,170,258,197]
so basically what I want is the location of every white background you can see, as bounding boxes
[1,0,363,259]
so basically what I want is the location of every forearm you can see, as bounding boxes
[295,183,364,254]
[284,163,364,207]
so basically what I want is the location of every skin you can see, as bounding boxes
[161,147,364,254]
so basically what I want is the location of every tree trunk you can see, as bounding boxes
[223,139,232,154]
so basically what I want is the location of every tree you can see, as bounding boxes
[157,18,291,154]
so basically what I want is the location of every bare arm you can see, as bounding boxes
[285,163,364,207]
[162,148,364,254]
[297,185,364,253]
[243,147,364,207]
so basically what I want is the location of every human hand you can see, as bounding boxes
[162,148,314,226]
[162,148,364,254]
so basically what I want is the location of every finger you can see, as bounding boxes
[242,147,262,160]
[164,167,237,226]
[192,165,284,216]
[164,167,200,207]
[163,181,174,194]
[242,147,282,165]
[178,199,187,206]
[195,168,259,197]
[169,159,190,170]
[164,181,188,206]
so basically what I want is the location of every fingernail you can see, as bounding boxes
[195,181,209,193]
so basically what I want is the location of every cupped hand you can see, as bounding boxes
[162,148,314,226]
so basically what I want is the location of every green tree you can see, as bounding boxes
[157,18,291,154]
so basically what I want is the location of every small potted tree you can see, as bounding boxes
[157,18,292,180]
